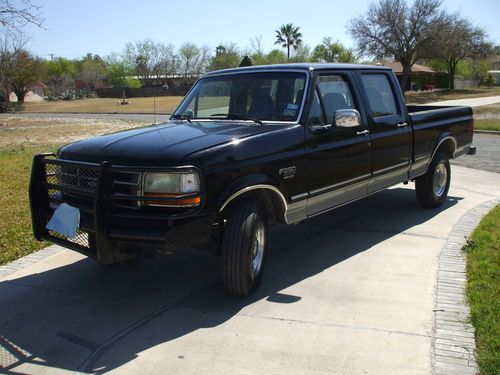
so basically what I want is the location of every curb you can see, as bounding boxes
[432,197,500,375]
[0,245,63,280]
[474,129,500,135]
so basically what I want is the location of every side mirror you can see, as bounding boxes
[334,109,361,128]
[184,109,194,119]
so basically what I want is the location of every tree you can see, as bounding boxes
[77,53,106,89]
[348,0,445,92]
[178,42,201,77]
[433,15,492,89]
[0,1,43,110]
[265,49,288,65]
[0,0,43,36]
[41,57,76,95]
[239,55,253,67]
[9,49,39,102]
[0,35,23,105]
[208,43,240,71]
[123,39,157,84]
[312,38,357,63]
[291,44,312,63]
[155,43,177,78]
[274,23,302,61]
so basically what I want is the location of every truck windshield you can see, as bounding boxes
[173,71,307,123]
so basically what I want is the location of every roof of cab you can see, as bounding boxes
[203,63,392,76]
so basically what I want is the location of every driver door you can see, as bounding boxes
[305,71,371,217]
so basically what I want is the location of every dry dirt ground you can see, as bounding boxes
[0,116,150,148]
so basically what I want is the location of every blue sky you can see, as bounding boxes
[22,0,500,60]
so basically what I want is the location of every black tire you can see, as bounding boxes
[415,152,451,208]
[221,198,268,297]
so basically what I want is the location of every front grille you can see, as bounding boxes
[113,171,141,209]
[48,229,91,248]
[44,161,142,210]
[45,163,99,209]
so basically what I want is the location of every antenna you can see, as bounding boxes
[153,94,156,124]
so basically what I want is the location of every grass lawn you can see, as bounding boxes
[22,96,183,114]
[471,103,500,131]
[464,205,500,375]
[405,86,500,104]
[0,146,54,264]
[475,119,500,131]
[0,117,149,265]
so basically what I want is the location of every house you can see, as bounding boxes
[381,62,449,90]
[490,55,500,70]
[487,55,500,85]
[9,81,47,102]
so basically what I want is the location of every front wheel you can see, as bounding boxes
[221,198,268,297]
[415,152,451,208]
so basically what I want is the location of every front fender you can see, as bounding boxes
[217,173,286,211]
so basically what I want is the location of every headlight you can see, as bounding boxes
[143,172,201,207]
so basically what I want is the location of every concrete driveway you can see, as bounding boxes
[1,164,499,375]
[428,95,500,107]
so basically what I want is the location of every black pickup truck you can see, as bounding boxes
[30,63,475,296]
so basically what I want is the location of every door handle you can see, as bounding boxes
[356,130,370,136]
[397,122,409,128]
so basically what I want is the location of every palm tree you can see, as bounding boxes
[274,23,302,61]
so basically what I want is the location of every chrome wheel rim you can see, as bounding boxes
[252,222,265,277]
[433,163,448,197]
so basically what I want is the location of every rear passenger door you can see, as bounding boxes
[305,71,371,217]
[356,71,411,193]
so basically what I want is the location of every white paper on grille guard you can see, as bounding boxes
[46,203,80,238]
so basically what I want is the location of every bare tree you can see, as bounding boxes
[123,39,157,84]
[0,0,43,36]
[250,35,264,56]
[433,15,492,89]
[195,45,211,75]
[348,0,445,92]
[154,43,176,78]
[0,0,43,109]
[0,35,25,105]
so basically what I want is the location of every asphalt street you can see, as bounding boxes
[452,133,500,174]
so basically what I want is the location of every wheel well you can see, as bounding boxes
[435,138,456,160]
[221,189,286,224]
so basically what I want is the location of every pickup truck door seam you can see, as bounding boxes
[304,70,371,216]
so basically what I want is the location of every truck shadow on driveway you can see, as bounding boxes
[0,187,462,374]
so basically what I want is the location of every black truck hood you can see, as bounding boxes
[57,120,286,165]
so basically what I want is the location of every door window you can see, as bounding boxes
[361,74,398,117]
[317,75,356,124]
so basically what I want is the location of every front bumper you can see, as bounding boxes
[467,146,476,155]
[29,154,213,264]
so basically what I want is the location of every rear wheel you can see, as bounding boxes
[221,198,268,297]
[415,152,451,208]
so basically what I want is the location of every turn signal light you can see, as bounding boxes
[144,192,201,207]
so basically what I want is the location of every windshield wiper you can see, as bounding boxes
[170,114,192,123]
[210,113,263,125]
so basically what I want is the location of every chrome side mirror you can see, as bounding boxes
[334,109,361,128]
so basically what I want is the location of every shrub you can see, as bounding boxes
[125,77,141,88]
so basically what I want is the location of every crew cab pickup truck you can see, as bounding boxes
[30,63,475,296]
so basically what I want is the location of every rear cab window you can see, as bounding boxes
[360,74,399,118]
